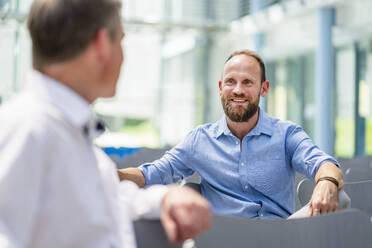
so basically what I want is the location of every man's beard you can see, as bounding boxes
[221,94,259,122]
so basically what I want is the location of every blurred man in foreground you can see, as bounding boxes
[0,0,211,247]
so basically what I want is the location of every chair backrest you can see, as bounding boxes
[184,182,201,194]
[133,219,182,248]
[114,147,170,169]
[184,172,201,184]
[195,209,372,248]
[296,178,315,207]
[339,156,372,170]
[343,166,372,182]
[343,180,372,215]
[295,172,307,210]
[339,156,372,182]
[297,178,372,215]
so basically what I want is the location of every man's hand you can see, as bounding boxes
[308,180,339,216]
[161,186,212,244]
[308,161,344,216]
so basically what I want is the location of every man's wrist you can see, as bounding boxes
[316,176,339,189]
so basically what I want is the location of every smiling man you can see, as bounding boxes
[119,49,344,219]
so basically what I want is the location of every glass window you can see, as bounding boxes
[303,53,315,139]
[160,48,197,145]
[271,59,287,120]
[358,40,372,156]
[0,21,17,102]
[17,24,32,91]
[266,61,276,115]
[266,56,311,131]
[286,57,303,125]
[335,46,356,158]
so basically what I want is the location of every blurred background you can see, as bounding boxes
[1,0,372,159]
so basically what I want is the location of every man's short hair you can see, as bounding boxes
[28,0,122,69]
[225,49,266,82]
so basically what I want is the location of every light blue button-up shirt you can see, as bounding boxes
[139,109,338,218]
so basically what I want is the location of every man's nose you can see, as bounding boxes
[232,82,244,95]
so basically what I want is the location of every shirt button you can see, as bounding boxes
[241,162,244,166]
[235,141,239,145]
[260,213,264,217]
[244,185,248,189]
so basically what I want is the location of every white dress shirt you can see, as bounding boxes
[0,70,167,248]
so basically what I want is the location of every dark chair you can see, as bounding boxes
[110,147,170,169]
[195,209,372,248]
[343,180,372,215]
[184,182,201,194]
[297,178,315,207]
[184,172,201,184]
[295,172,307,210]
[338,156,372,170]
[133,219,182,248]
[297,178,372,216]
[339,156,372,182]
[343,166,372,182]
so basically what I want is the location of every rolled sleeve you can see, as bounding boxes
[287,125,339,180]
[138,130,198,186]
[138,161,171,185]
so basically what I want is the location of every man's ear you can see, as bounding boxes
[93,28,111,63]
[260,80,270,97]
[218,80,222,96]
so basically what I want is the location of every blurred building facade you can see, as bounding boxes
[1,0,372,157]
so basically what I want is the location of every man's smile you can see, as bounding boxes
[230,98,248,105]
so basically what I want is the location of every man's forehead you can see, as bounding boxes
[222,55,260,76]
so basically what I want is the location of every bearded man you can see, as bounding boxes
[118,49,344,219]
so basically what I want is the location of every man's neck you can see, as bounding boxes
[226,110,259,141]
[40,55,99,104]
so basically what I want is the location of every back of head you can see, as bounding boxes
[28,0,122,69]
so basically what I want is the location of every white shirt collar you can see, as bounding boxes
[25,70,92,128]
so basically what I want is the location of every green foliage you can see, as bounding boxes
[366,118,372,155]
[335,118,355,158]
[120,119,159,148]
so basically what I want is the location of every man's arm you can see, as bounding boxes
[118,167,145,187]
[308,161,344,216]
[286,125,344,216]
[118,181,211,244]
[118,129,199,187]
[0,123,47,247]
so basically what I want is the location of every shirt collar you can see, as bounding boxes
[249,108,273,137]
[215,115,232,138]
[25,70,92,129]
[215,107,273,138]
